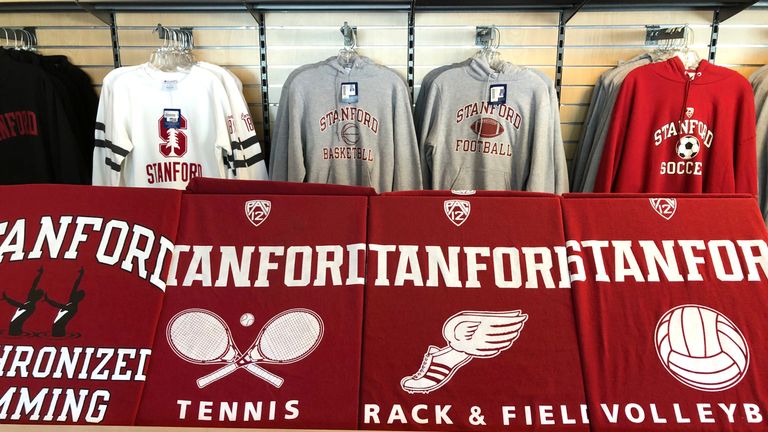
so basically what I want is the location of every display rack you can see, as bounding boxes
[1,0,766,152]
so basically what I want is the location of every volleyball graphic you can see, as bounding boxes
[655,305,749,392]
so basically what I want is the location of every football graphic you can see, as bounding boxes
[470,118,504,138]
[676,135,700,160]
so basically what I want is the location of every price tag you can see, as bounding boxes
[341,82,359,104]
[489,84,507,105]
[163,109,182,129]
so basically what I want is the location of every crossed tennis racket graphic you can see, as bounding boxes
[167,308,324,389]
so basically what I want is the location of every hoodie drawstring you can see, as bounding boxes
[678,74,693,135]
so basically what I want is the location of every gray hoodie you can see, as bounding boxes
[420,57,567,192]
[750,67,768,223]
[270,56,422,192]
[569,54,654,192]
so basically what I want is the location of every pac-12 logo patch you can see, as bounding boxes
[686,107,695,118]
[245,200,271,227]
[649,198,676,220]
[444,199,470,227]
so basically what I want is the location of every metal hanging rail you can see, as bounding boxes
[0,1,760,19]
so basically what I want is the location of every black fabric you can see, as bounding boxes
[0,49,83,184]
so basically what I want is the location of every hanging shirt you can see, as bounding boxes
[0,50,82,184]
[270,56,422,192]
[419,57,567,192]
[595,57,757,194]
[93,64,239,189]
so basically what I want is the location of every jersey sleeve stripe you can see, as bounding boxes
[233,153,265,168]
[95,139,130,157]
[95,122,106,132]
[104,157,122,172]
[240,135,260,149]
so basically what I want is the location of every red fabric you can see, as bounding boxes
[360,195,588,431]
[383,190,555,198]
[595,57,757,194]
[562,195,768,430]
[136,192,367,429]
[186,177,377,195]
[0,185,181,425]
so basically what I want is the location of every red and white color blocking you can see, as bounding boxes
[360,191,588,430]
[562,194,768,431]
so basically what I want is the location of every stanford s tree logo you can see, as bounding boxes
[245,200,271,227]
[649,198,677,220]
[158,109,188,158]
[444,199,470,227]
[655,304,749,392]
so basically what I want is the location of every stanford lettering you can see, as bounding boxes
[0,111,39,142]
[164,239,768,289]
[455,102,522,128]
[319,107,380,133]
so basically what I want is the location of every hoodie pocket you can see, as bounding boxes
[449,167,512,190]
[326,160,373,187]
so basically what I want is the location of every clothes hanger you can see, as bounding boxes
[473,25,503,73]
[338,21,359,68]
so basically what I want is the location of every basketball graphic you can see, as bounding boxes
[341,123,361,145]
[655,305,749,392]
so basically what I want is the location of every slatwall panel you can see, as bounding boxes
[0,12,113,92]
[115,12,264,140]
[265,11,409,129]
[4,7,768,167]
[562,10,714,158]
[715,9,768,78]
[413,12,560,102]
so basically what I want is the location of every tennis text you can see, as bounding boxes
[177,399,300,423]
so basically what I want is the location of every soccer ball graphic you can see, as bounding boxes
[655,305,749,392]
[676,135,700,160]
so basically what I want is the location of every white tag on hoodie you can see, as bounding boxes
[489,84,507,105]
[341,82,359,103]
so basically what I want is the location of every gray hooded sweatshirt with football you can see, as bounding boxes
[270,56,422,192]
[420,57,567,192]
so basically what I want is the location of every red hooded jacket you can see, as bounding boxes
[595,56,757,194]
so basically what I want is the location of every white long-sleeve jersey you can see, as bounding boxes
[93,64,244,189]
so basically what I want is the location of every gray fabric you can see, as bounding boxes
[270,55,421,192]
[528,68,568,193]
[568,71,607,191]
[419,57,566,193]
[269,61,323,171]
[750,64,768,86]
[579,54,653,192]
[570,54,654,192]
[415,60,468,137]
[751,68,768,223]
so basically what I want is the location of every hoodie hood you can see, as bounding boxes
[650,57,737,142]
[654,56,733,85]
[467,56,525,82]
[322,54,374,75]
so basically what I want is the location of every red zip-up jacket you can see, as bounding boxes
[595,56,757,194]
